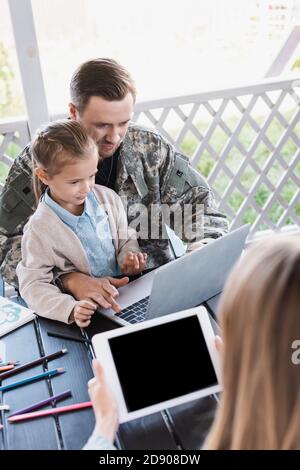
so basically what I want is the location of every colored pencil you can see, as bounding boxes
[0,349,67,381]
[0,364,15,372]
[9,389,72,417]
[0,361,20,367]
[0,405,10,411]
[0,368,65,392]
[9,401,92,422]
[47,331,91,344]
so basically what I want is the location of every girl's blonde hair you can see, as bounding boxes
[31,119,98,202]
[205,235,300,450]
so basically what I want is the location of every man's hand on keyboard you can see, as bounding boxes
[60,272,129,313]
[120,252,148,276]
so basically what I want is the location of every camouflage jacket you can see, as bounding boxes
[0,123,228,286]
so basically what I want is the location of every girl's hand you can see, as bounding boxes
[70,299,97,327]
[120,252,147,276]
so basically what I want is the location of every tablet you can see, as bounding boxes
[92,306,222,422]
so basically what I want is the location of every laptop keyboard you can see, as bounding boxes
[117,296,150,323]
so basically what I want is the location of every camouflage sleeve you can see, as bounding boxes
[0,146,36,286]
[159,141,228,243]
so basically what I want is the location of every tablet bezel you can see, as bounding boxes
[92,306,222,423]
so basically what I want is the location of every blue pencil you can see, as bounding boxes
[0,368,65,392]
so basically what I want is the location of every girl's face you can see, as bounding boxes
[38,150,99,213]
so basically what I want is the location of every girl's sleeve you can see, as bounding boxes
[16,226,78,323]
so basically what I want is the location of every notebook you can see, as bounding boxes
[0,296,36,337]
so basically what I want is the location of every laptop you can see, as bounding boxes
[98,224,250,326]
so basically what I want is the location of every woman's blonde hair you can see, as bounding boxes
[205,235,300,450]
[31,119,98,202]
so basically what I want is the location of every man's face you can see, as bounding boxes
[70,93,134,159]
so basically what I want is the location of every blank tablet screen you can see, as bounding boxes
[108,315,218,412]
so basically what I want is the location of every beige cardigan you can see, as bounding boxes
[16,185,140,323]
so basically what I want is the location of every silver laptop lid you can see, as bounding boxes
[147,224,250,319]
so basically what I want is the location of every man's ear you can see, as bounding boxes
[69,102,78,121]
[35,167,50,186]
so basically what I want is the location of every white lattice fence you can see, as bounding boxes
[0,118,30,190]
[133,79,300,237]
[1,80,300,237]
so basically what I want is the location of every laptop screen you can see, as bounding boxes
[108,315,218,412]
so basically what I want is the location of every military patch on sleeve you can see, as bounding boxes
[166,154,189,194]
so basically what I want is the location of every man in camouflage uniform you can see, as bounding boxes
[0,58,228,309]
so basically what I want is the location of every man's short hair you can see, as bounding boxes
[70,58,136,113]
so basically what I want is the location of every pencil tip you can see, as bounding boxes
[57,368,65,373]
[62,348,68,354]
